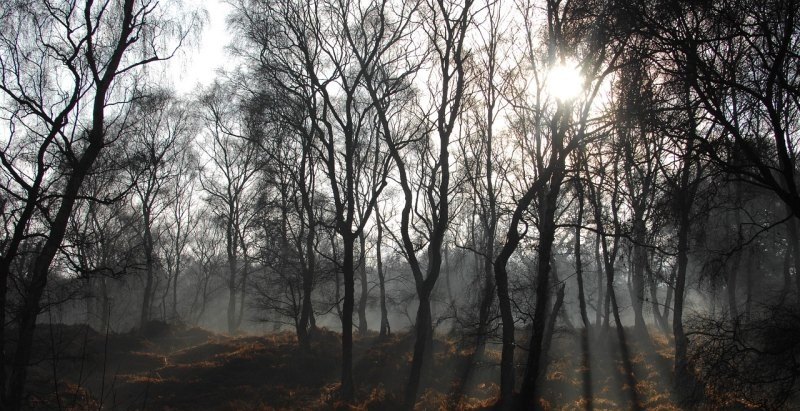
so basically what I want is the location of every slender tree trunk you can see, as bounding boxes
[727,253,740,320]
[341,235,356,400]
[494,248,517,410]
[663,264,676,327]
[334,264,342,320]
[673,194,694,401]
[493,173,553,409]
[744,247,754,322]
[476,248,496,354]
[7,135,105,409]
[358,231,368,336]
[540,283,565,377]
[100,277,110,332]
[172,255,180,321]
[518,180,561,410]
[593,231,604,327]
[645,261,668,332]
[226,219,238,334]
[298,226,316,345]
[575,179,590,329]
[781,238,792,303]
[297,151,317,345]
[140,208,155,330]
[630,218,648,336]
[673,135,699,404]
[404,290,433,409]
[377,211,389,338]
[236,251,249,329]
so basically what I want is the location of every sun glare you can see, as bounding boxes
[547,61,584,102]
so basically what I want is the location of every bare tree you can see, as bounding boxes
[198,83,261,334]
[123,89,196,329]
[0,0,199,406]
[354,0,472,406]
[186,207,225,326]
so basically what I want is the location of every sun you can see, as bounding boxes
[546,61,584,102]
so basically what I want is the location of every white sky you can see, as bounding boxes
[169,0,237,96]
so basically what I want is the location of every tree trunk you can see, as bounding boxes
[100,277,110,332]
[744,247,754,322]
[298,224,316,345]
[226,218,238,334]
[517,180,560,410]
[645,260,668,332]
[7,136,104,409]
[673,132,699,404]
[574,179,590,329]
[727,252,740,320]
[673,196,694,401]
[630,218,648,336]
[404,291,433,409]
[341,235,356,401]
[663,264,676,327]
[236,251,249,329]
[140,208,155,330]
[172,253,180,321]
[494,248,517,410]
[493,173,554,410]
[540,283,565,377]
[357,231,368,336]
[594,231,605,327]
[377,211,389,338]
[476,248,496,354]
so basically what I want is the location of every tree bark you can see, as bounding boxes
[341,235,356,400]
[518,173,563,409]
[493,171,553,409]
[574,178,590,329]
[140,208,155,330]
[377,209,389,338]
[226,215,238,334]
[357,231,368,336]
[6,123,107,409]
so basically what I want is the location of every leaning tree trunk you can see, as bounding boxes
[6,132,106,410]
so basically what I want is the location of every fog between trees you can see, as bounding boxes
[1,0,799,409]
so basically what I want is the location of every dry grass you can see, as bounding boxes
[23,324,780,410]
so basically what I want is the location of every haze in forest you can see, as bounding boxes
[0,0,798,410]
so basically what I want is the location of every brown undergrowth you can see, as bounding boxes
[20,323,759,410]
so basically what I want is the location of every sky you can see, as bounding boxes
[169,0,236,96]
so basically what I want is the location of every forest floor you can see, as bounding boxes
[21,322,717,410]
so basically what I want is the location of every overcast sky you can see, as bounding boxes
[169,0,236,95]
